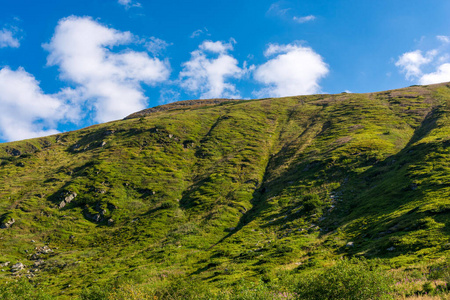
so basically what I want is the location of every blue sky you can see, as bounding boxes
[1,0,450,142]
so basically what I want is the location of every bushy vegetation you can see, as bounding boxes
[295,259,395,300]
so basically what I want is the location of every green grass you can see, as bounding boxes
[1,82,450,298]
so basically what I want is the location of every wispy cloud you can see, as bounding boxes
[159,89,180,104]
[190,28,210,39]
[144,37,171,56]
[118,0,141,9]
[437,35,450,44]
[0,26,21,48]
[254,42,329,97]
[293,15,316,23]
[267,2,290,16]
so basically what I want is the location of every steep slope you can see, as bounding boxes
[1,83,450,297]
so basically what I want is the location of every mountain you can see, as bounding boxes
[1,83,450,298]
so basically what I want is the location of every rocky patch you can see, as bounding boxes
[59,191,77,209]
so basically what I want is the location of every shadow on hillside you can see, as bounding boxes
[211,103,450,260]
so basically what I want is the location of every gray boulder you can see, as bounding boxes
[11,262,24,272]
[59,192,77,209]
[1,218,15,229]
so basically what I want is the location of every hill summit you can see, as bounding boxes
[1,83,450,298]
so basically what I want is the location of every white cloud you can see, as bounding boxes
[159,89,180,104]
[0,67,68,141]
[199,40,234,53]
[419,63,450,85]
[118,0,141,8]
[190,28,210,39]
[44,16,170,122]
[0,27,20,48]
[144,37,171,56]
[395,39,450,85]
[395,50,435,79]
[437,35,450,44]
[293,15,316,23]
[179,40,246,99]
[254,42,329,97]
[267,3,290,16]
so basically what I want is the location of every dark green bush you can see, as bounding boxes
[302,194,323,214]
[295,259,395,300]
[422,282,434,294]
[160,201,177,209]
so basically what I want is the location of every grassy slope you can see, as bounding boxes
[1,83,450,297]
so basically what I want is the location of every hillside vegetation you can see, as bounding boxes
[1,83,450,299]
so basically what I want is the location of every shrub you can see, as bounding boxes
[295,258,395,300]
[302,194,323,214]
[160,201,177,209]
[422,282,434,294]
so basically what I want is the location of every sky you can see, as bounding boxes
[1,0,450,142]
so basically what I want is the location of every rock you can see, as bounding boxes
[41,246,53,254]
[30,246,54,260]
[0,262,10,268]
[64,192,77,203]
[387,246,395,251]
[59,192,77,209]
[346,242,354,247]
[108,219,114,226]
[33,260,44,267]
[85,212,102,222]
[1,218,15,229]
[11,262,24,272]
[100,141,106,147]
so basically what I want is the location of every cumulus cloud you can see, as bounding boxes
[0,67,68,141]
[0,27,20,48]
[44,16,170,122]
[179,40,246,99]
[199,40,234,53]
[395,50,436,79]
[293,15,316,23]
[395,36,450,85]
[419,63,450,84]
[254,42,329,97]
